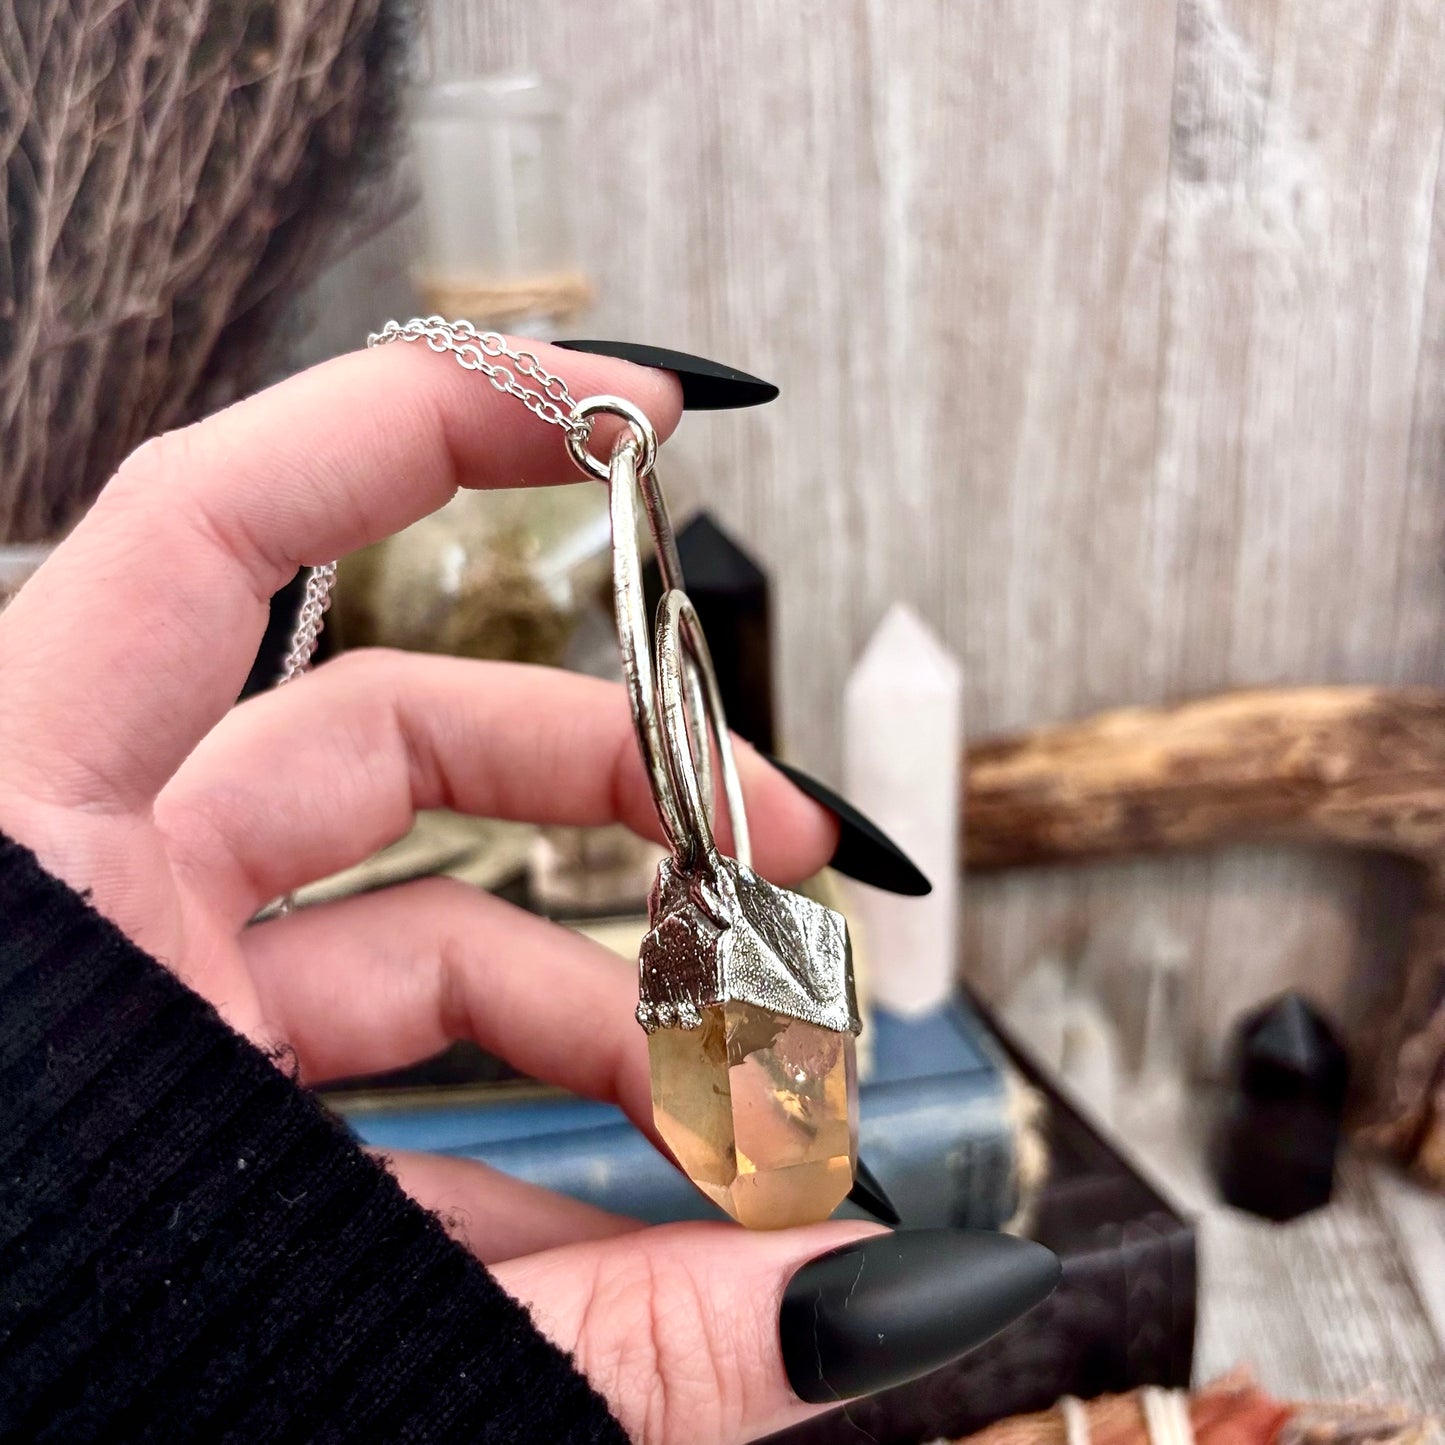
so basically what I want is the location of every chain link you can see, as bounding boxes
[369,317,593,441]
[277,561,337,683]
[277,319,594,688]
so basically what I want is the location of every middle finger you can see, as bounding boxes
[159,649,837,923]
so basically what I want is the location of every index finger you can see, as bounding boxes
[0,338,682,810]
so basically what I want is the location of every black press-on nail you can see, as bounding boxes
[763,755,932,897]
[780,1229,1060,1405]
[554,340,779,410]
[847,1157,902,1227]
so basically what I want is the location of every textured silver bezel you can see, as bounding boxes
[636,852,860,1036]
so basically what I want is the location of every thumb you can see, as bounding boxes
[493,1220,1061,1445]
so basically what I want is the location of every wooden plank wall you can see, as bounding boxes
[296,0,1445,1072]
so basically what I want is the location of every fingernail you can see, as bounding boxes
[848,1157,902,1226]
[554,340,779,410]
[780,1229,1060,1404]
[763,755,932,897]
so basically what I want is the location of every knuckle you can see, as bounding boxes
[109,427,197,504]
[314,645,409,685]
[408,872,477,916]
[307,646,376,690]
[112,424,280,593]
[307,649,443,725]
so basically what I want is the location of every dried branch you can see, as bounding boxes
[0,0,408,541]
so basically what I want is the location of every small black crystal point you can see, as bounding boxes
[644,512,776,752]
[1214,991,1349,1222]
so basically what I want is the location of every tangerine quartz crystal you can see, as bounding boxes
[649,1003,858,1229]
[636,853,861,1229]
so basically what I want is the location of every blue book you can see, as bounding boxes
[345,995,1020,1229]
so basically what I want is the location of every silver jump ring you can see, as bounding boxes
[656,588,752,868]
[608,435,740,868]
[567,394,659,481]
[610,435,687,856]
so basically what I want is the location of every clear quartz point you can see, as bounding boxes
[649,1002,858,1230]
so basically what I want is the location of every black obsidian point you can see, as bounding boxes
[555,339,779,409]
[646,511,778,753]
[1214,991,1349,1222]
[674,513,767,592]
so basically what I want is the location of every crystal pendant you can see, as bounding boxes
[637,852,861,1230]
[602,435,861,1230]
[650,1003,858,1229]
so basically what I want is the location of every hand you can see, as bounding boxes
[0,339,885,1443]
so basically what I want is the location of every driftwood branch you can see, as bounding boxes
[964,686,1445,1183]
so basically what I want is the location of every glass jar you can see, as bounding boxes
[407,73,591,333]
[333,481,615,673]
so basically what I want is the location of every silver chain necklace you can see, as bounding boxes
[279,318,591,682]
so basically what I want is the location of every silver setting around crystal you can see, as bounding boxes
[636,851,860,1035]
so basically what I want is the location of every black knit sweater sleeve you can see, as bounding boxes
[0,834,628,1445]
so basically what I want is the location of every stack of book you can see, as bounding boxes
[336,994,1026,1232]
